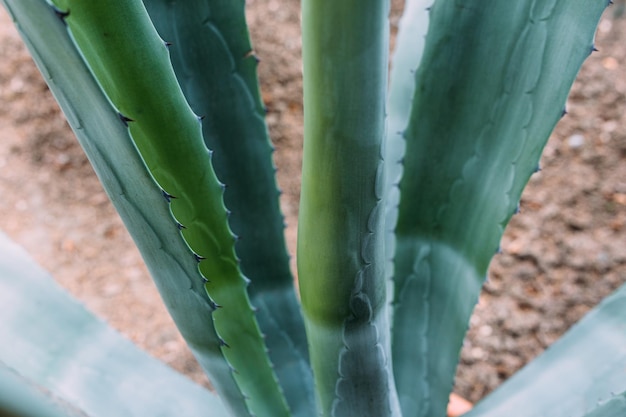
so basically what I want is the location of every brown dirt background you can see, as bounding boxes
[1,0,625,406]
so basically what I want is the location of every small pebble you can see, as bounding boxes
[567,134,585,149]
[478,325,493,337]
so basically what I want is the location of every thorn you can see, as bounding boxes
[118,112,134,127]
[161,189,176,202]
[534,164,542,173]
[176,221,186,230]
[163,40,173,48]
[561,108,568,118]
[51,5,70,22]
[590,44,599,54]
[218,338,230,348]
[193,253,206,263]
[514,203,521,215]
[201,276,209,283]
[495,246,503,255]
[243,50,259,64]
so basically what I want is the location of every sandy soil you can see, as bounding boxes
[0,0,624,406]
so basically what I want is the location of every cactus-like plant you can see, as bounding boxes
[0,0,624,417]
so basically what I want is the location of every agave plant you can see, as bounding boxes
[0,0,625,416]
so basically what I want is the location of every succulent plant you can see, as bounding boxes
[0,0,624,416]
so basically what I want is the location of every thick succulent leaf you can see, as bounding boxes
[0,364,84,417]
[465,283,626,417]
[0,232,228,417]
[384,0,432,283]
[47,1,290,415]
[141,1,314,414]
[1,0,286,415]
[298,1,400,416]
[582,392,626,417]
[386,0,432,157]
[391,1,610,416]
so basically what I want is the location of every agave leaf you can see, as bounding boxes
[390,1,610,416]
[298,1,400,416]
[465,283,626,417]
[386,0,433,161]
[582,392,626,417]
[141,1,314,414]
[47,0,290,415]
[0,364,84,417]
[385,0,432,284]
[0,232,229,417]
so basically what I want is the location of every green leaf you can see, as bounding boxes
[465,283,626,417]
[47,0,289,415]
[0,232,229,417]
[141,1,314,414]
[298,1,400,416]
[390,1,609,416]
[385,0,432,282]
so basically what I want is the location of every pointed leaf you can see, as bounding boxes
[141,2,314,413]
[385,0,432,283]
[0,232,229,417]
[466,283,626,417]
[390,1,610,416]
[299,1,400,416]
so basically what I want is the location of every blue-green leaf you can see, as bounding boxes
[390,1,609,416]
[385,0,432,284]
[299,1,400,416]
[141,2,314,414]
[0,232,229,417]
[466,283,626,417]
